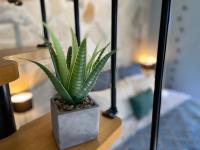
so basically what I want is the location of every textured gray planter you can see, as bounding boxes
[51,97,100,150]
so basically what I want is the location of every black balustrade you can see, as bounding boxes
[150,0,171,150]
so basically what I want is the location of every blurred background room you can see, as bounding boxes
[0,0,200,149]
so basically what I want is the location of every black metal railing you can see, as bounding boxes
[150,0,171,150]
[40,0,49,41]
[73,0,81,46]
[103,0,118,118]
[38,0,49,47]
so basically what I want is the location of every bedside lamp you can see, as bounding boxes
[137,54,156,70]
[11,92,33,113]
[133,49,156,70]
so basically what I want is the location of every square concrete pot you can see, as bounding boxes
[51,97,100,150]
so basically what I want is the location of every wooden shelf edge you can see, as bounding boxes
[0,46,48,85]
[97,120,122,150]
[0,113,123,150]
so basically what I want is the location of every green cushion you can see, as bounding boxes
[129,88,153,119]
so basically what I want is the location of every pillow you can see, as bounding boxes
[129,88,153,119]
[92,64,142,91]
[118,64,142,79]
[92,70,111,91]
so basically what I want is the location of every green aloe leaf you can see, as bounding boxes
[68,39,87,102]
[86,43,110,77]
[92,43,110,69]
[76,51,115,101]
[70,29,79,72]
[86,43,101,77]
[25,59,74,104]
[46,42,61,81]
[44,24,69,88]
[66,46,72,69]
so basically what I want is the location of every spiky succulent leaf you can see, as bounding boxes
[92,43,110,69]
[86,43,101,77]
[66,46,72,69]
[25,59,74,104]
[70,29,79,72]
[68,39,87,102]
[93,42,101,54]
[46,42,61,81]
[75,51,115,101]
[86,43,110,77]
[44,24,69,88]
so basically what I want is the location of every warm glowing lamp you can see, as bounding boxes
[137,54,156,69]
[11,92,33,113]
[133,50,156,70]
[133,41,157,70]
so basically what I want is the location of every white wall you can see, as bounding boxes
[148,0,161,51]
[0,0,150,67]
[165,0,200,99]
[149,0,200,99]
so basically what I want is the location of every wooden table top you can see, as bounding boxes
[0,113,122,150]
[0,47,48,85]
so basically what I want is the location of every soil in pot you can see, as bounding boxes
[54,96,95,112]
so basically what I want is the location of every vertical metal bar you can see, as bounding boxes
[0,84,16,139]
[150,0,171,150]
[38,0,49,47]
[103,0,118,118]
[40,0,48,41]
[73,0,81,45]
[110,0,118,114]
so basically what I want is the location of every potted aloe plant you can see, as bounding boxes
[27,26,114,150]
